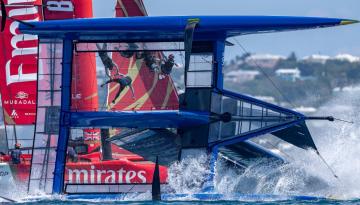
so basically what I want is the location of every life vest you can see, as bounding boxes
[10,149,21,164]
[119,76,132,86]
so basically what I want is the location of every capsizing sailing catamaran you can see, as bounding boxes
[0,0,358,202]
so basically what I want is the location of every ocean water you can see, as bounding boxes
[2,89,360,204]
[2,198,360,205]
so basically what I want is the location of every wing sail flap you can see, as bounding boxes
[271,121,317,150]
[219,141,284,168]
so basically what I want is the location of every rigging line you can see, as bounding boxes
[315,150,339,180]
[333,117,354,124]
[233,38,297,108]
[266,141,296,161]
[201,55,213,65]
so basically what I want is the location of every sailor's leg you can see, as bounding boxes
[101,79,113,87]
[112,85,125,104]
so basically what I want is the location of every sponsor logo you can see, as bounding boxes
[25,112,36,116]
[15,91,29,99]
[5,0,39,86]
[66,166,147,184]
[84,131,100,142]
[43,0,74,20]
[0,171,9,177]
[46,0,74,12]
[10,110,18,119]
[72,93,82,100]
[3,99,36,105]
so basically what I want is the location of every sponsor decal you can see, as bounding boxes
[0,0,42,125]
[66,166,147,184]
[43,0,74,20]
[15,91,29,99]
[84,131,100,142]
[10,110,19,119]
[0,171,9,177]
[72,93,82,100]
[4,100,36,105]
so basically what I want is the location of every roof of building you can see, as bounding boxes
[226,70,260,77]
[275,68,300,74]
[247,54,286,60]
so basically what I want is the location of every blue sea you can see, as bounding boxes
[2,199,360,205]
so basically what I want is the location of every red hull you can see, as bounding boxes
[1,144,168,184]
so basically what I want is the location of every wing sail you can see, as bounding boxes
[105,0,179,111]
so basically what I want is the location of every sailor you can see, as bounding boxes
[10,143,22,165]
[144,52,160,72]
[67,146,78,163]
[100,74,135,104]
[96,43,120,78]
[159,54,178,80]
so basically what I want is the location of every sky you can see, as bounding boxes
[92,0,360,59]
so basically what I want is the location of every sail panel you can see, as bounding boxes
[218,140,284,168]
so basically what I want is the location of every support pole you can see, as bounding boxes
[100,129,113,160]
[52,39,73,194]
[202,147,218,192]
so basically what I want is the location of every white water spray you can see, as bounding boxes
[167,89,360,200]
[167,153,210,194]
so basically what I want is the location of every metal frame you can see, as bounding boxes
[49,35,307,194]
[53,38,73,194]
[198,38,306,191]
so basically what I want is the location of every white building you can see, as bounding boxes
[225,70,260,83]
[302,54,330,64]
[333,54,360,63]
[302,54,360,64]
[245,54,285,68]
[275,68,301,82]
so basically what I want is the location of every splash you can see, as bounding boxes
[167,153,210,194]
[216,89,360,199]
[166,89,360,200]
